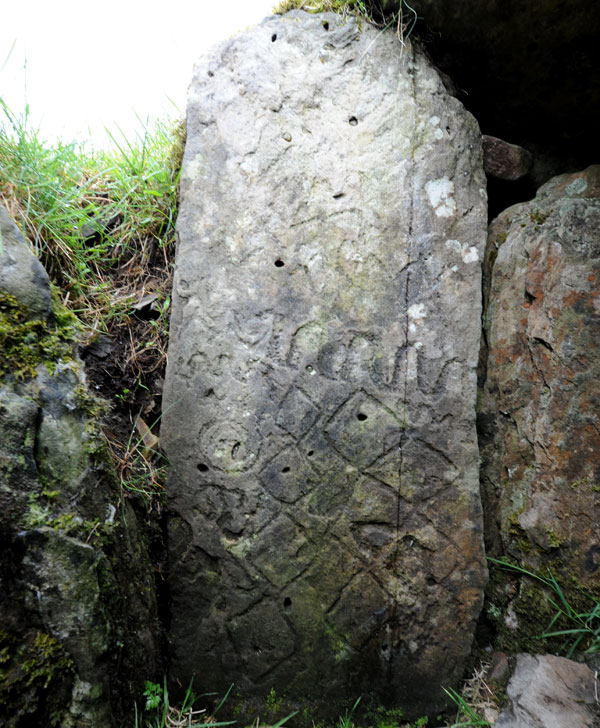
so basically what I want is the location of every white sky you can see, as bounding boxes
[0,0,275,148]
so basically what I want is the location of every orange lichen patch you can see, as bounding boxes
[548,446,573,472]
[525,248,560,298]
[577,390,600,416]
[561,275,600,307]
[562,290,586,308]
[491,340,523,368]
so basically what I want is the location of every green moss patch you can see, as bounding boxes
[0,288,80,380]
[0,629,74,727]
[273,0,391,27]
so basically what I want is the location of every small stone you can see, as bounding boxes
[482,134,533,181]
[282,131,292,142]
[488,651,510,682]
[496,654,599,728]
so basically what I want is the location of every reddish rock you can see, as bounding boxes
[488,651,510,682]
[482,135,532,181]
[481,166,600,597]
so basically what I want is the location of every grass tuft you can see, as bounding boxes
[134,679,236,728]
[134,680,298,728]
[0,101,183,332]
[489,557,600,657]
[0,98,184,506]
[441,686,492,728]
[272,0,418,40]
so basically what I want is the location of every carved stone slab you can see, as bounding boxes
[162,10,487,718]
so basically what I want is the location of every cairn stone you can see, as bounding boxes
[163,11,488,718]
[480,166,600,618]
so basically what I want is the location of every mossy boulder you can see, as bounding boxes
[0,204,161,726]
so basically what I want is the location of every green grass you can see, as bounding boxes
[133,681,299,728]
[441,689,490,728]
[0,98,184,504]
[133,680,236,728]
[489,557,600,657]
[273,0,374,16]
[272,0,418,39]
[0,99,183,329]
[337,697,362,728]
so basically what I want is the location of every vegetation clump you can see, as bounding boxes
[0,101,183,329]
[0,288,79,379]
[0,629,74,726]
[272,0,418,39]
[0,101,184,504]
[489,558,600,657]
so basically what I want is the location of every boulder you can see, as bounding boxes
[0,205,52,321]
[480,166,600,625]
[0,204,160,727]
[162,10,487,718]
[496,654,599,728]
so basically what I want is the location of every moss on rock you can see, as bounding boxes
[0,629,74,727]
[0,287,79,380]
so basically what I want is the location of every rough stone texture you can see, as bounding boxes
[163,11,487,718]
[0,205,160,727]
[379,0,600,183]
[482,135,533,182]
[0,205,52,321]
[480,167,600,615]
[495,654,599,728]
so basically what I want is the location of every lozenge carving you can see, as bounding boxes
[162,10,487,719]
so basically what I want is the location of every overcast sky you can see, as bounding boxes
[0,0,275,148]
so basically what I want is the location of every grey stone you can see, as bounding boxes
[0,204,52,320]
[496,654,599,728]
[480,166,600,618]
[163,10,487,718]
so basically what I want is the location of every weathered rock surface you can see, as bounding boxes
[495,654,599,728]
[0,205,160,726]
[163,11,487,717]
[0,205,52,321]
[480,167,600,621]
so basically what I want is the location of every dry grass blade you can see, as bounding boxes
[443,662,498,727]
[165,704,207,727]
